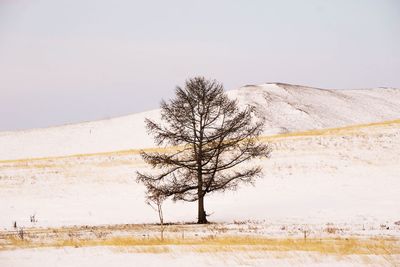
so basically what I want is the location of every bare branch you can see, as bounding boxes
[136,77,270,224]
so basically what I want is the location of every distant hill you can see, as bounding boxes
[1,83,399,161]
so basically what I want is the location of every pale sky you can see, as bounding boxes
[0,0,399,131]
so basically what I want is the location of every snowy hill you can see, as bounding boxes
[231,83,400,134]
[0,83,399,161]
[0,83,399,228]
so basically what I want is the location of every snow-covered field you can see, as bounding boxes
[1,222,399,266]
[0,119,399,228]
[0,83,399,266]
[2,246,397,267]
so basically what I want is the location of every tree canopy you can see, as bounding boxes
[137,77,269,223]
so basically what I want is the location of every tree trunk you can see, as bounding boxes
[197,195,208,224]
[197,142,207,224]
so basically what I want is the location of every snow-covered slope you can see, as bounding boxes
[0,83,399,229]
[0,119,399,228]
[231,83,400,134]
[0,83,399,161]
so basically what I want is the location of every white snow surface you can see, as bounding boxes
[1,247,397,267]
[0,83,399,229]
[1,83,399,161]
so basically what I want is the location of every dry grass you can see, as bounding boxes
[1,119,398,165]
[259,119,400,141]
[2,234,399,256]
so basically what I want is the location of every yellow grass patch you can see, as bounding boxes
[259,119,400,141]
[2,235,399,256]
[1,119,399,165]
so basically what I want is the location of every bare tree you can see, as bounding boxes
[137,77,269,224]
[146,193,165,240]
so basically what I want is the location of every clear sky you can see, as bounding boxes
[0,0,399,131]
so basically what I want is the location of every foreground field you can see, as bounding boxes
[0,119,399,228]
[1,223,399,267]
[1,118,399,266]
